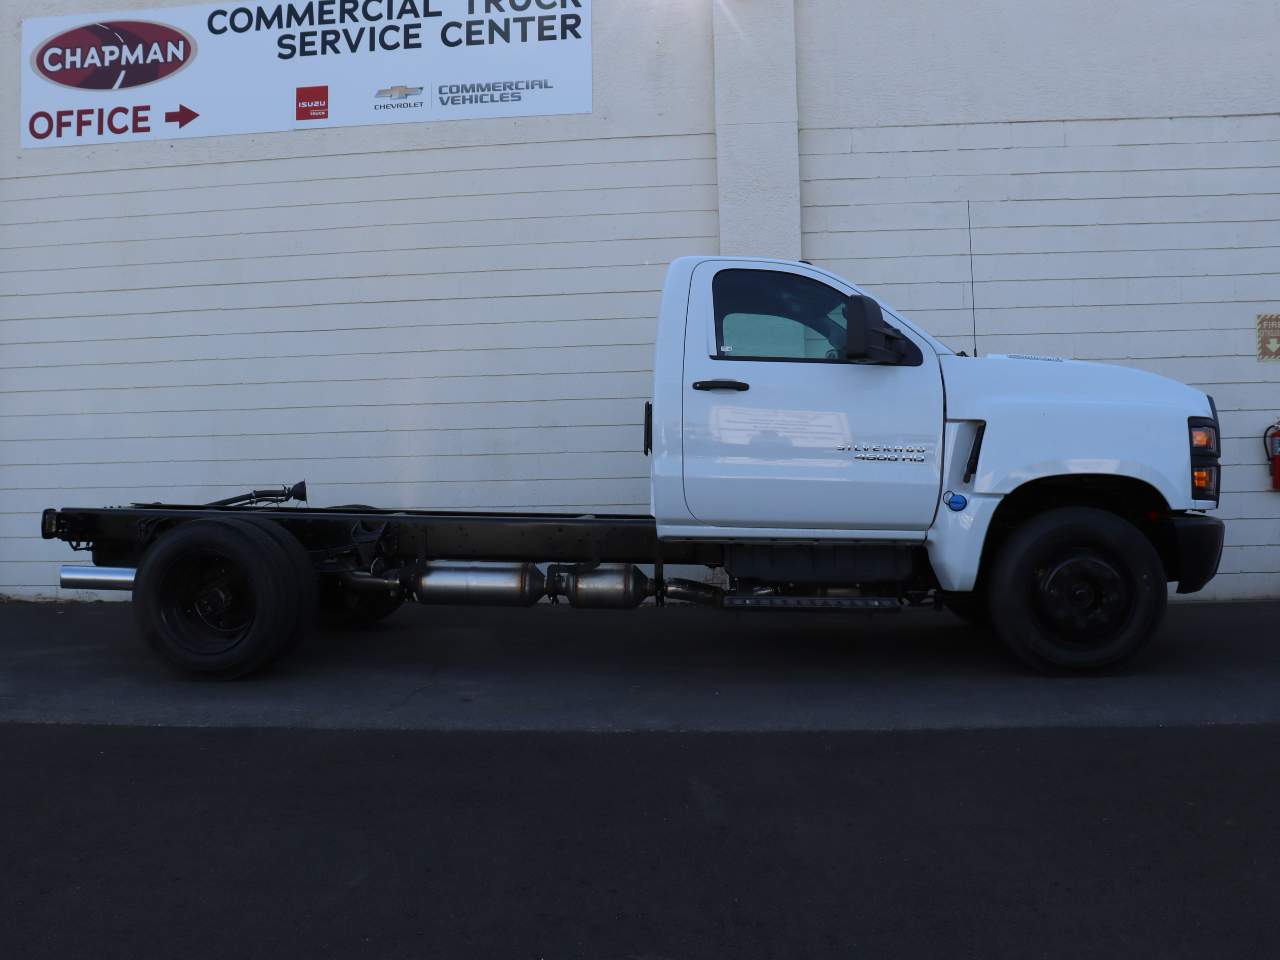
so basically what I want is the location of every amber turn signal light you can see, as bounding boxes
[1192,466,1219,500]
[1190,425,1218,453]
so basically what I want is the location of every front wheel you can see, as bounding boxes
[987,507,1167,673]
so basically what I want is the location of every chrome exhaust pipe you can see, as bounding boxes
[60,565,135,591]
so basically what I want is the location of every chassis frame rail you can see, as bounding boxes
[42,504,722,570]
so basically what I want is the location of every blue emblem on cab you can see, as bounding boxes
[944,491,967,512]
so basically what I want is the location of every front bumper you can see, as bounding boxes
[1169,514,1225,594]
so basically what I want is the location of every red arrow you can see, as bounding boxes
[164,105,198,128]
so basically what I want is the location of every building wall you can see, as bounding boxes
[0,0,717,597]
[796,0,1280,600]
[2,0,1278,601]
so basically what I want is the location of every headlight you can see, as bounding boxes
[1189,421,1219,457]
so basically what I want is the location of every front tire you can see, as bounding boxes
[987,507,1167,673]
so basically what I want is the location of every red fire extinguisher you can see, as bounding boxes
[1267,421,1280,491]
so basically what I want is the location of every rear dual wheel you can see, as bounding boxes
[987,507,1167,673]
[133,518,314,678]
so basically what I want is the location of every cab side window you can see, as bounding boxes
[713,269,849,361]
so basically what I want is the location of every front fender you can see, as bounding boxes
[970,402,1191,509]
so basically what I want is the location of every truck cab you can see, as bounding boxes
[650,256,1224,668]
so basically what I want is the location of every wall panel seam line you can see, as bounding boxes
[1,155,722,204]
[0,371,659,396]
[0,236,721,276]
[801,192,1280,207]
[0,181,722,227]
[798,111,1280,132]
[0,397,653,418]
[1,315,661,346]
[0,208,723,252]
[1,343,661,372]
[801,165,1280,184]
[0,132,720,183]
[798,137,1280,158]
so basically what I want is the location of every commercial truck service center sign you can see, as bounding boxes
[19,1,592,148]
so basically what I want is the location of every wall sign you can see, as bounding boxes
[1260,315,1280,362]
[20,1,591,148]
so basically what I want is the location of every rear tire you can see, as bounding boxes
[987,507,1167,673]
[234,516,317,659]
[133,519,299,678]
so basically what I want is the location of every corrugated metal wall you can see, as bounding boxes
[797,0,1280,600]
[0,0,716,597]
[3,0,1277,601]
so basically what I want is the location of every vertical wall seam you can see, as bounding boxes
[712,0,802,259]
[966,199,978,356]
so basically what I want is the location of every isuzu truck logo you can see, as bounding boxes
[34,21,195,90]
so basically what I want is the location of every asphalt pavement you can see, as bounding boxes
[3,599,1280,958]
[0,599,1279,730]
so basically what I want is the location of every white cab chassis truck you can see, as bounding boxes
[44,257,1225,677]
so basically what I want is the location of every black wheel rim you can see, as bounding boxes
[1032,548,1133,648]
[157,549,256,656]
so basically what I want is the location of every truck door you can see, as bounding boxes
[681,261,944,532]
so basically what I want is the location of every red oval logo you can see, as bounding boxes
[33,21,196,90]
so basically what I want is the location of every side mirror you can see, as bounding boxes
[844,295,903,364]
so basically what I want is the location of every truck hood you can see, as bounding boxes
[938,352,1215,509]
[940,353,1213,421]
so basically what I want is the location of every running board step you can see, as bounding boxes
[722,595,901,611]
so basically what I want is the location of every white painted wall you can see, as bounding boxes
[797,0,1280,599]
[2,0,1277,601]
[712,0,800,259]
[0,0,717,597]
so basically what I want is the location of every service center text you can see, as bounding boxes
[206,0,584,58]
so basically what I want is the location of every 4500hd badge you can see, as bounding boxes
[836,443,930,463]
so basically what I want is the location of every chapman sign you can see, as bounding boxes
[20,1,592,148]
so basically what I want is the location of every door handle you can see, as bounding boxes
[692,379,750,392]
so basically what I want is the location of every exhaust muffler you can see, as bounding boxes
[547,563,653,608]
[341,561,666,610]
[413,562,546,606]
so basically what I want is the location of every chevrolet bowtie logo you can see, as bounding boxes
[376,85,423,99]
